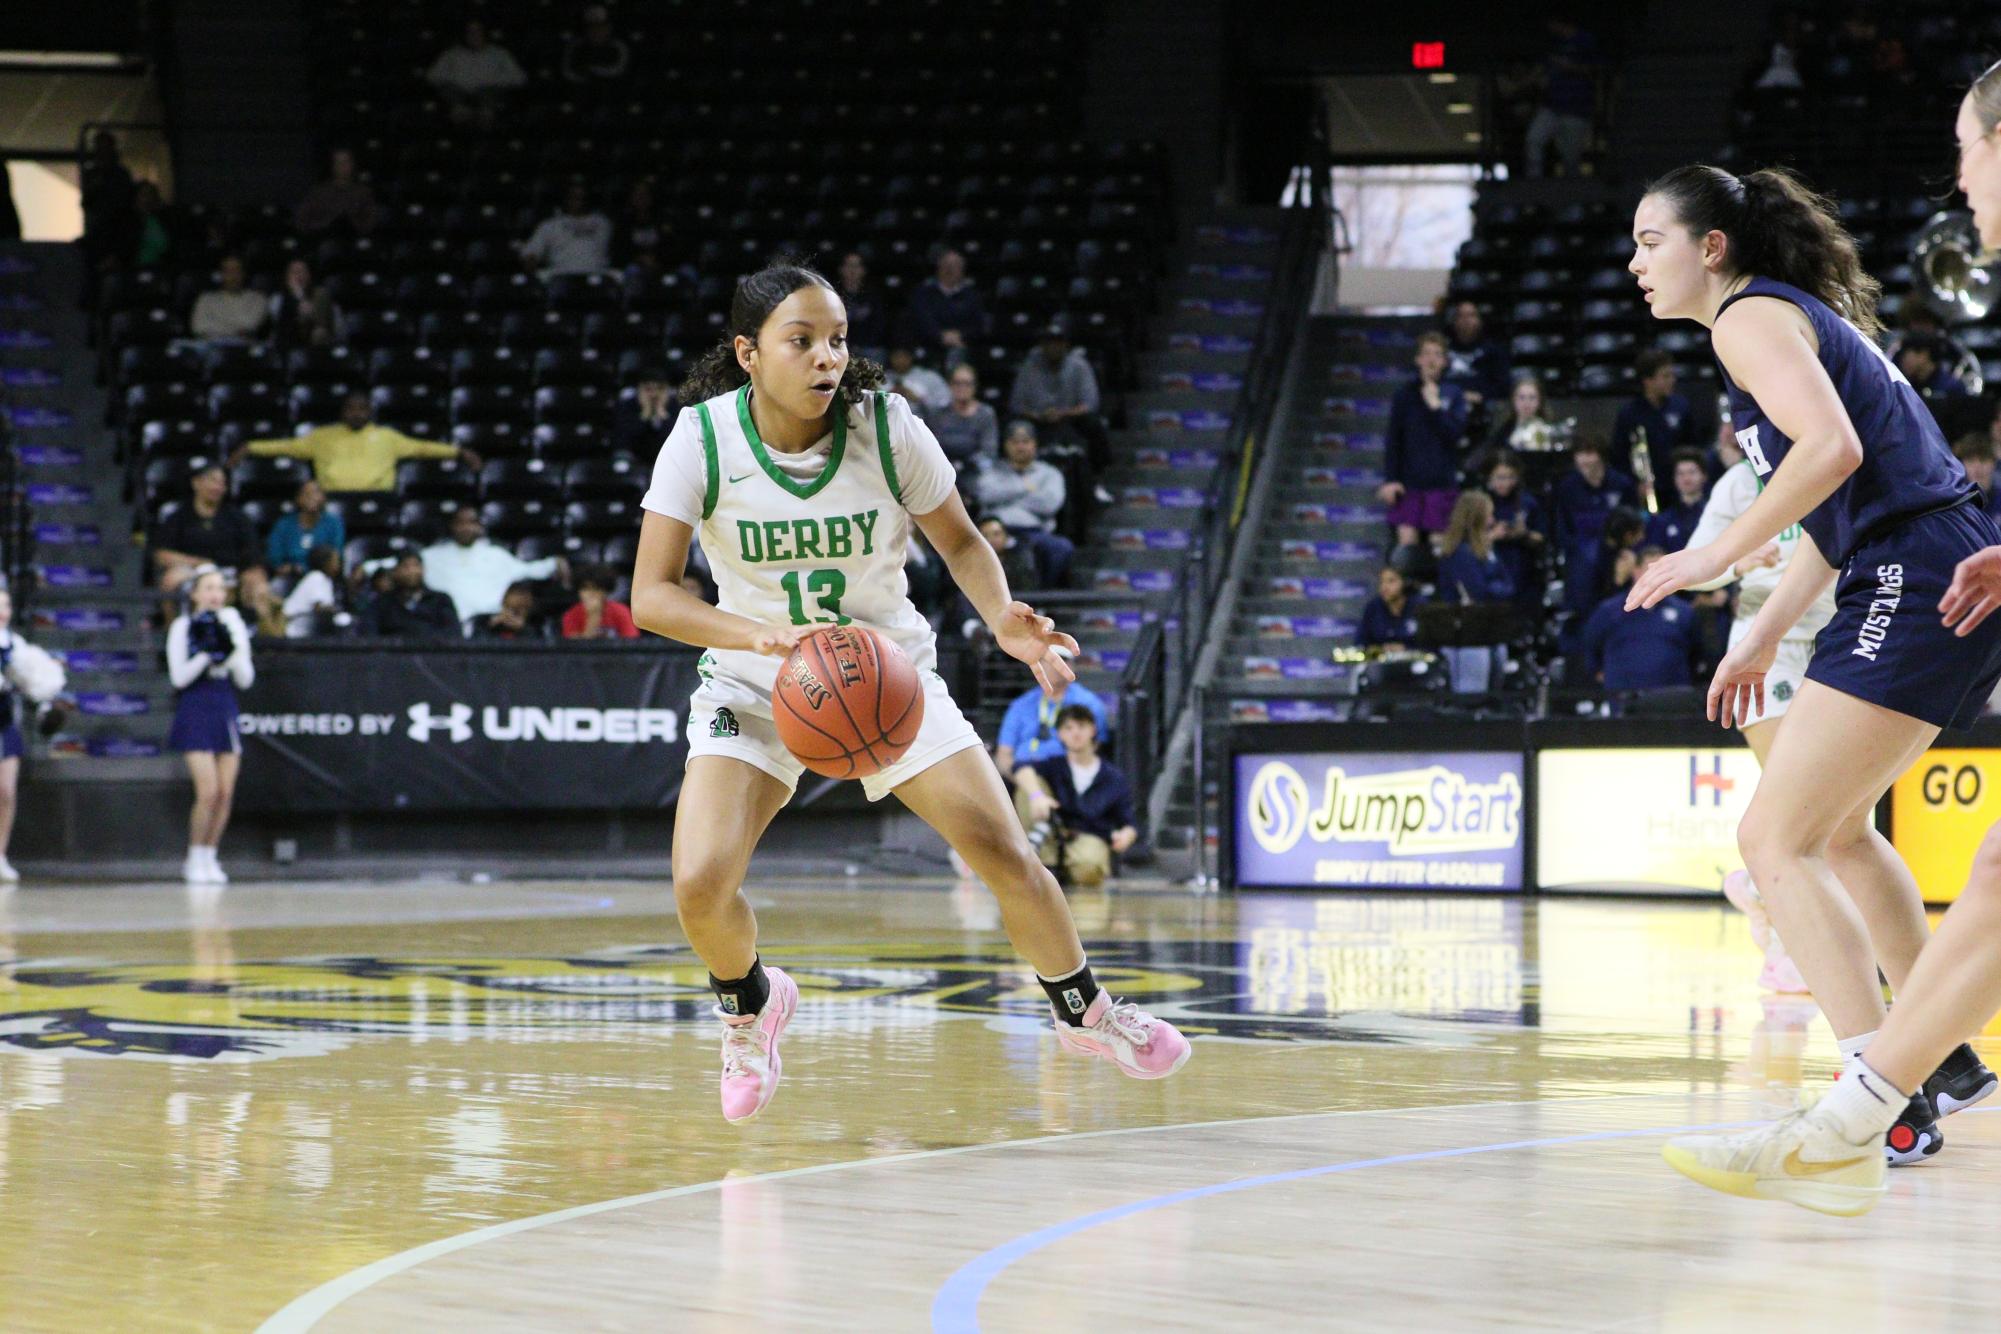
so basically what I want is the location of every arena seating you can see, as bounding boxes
[95,0,1173,584]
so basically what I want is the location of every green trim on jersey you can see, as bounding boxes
[694,404,721,519]
[873,391,903,505]
[736,384,847,500]
[1746,464,1803,541]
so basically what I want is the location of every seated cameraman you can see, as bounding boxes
[1010,704,1138,889]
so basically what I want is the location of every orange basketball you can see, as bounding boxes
[771,625,924,779]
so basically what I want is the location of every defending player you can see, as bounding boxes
[629,260,1188,1122]
[1652,61,2001,1215]
[1621,162,2001,1179]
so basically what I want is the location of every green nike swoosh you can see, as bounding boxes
[728,472,756,484]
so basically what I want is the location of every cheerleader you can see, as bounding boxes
[166,567,254,884]
[0,586,68,882]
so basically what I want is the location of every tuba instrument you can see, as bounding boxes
[1908,211,1990,394]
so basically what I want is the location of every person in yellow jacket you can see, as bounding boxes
[230,391,481,492]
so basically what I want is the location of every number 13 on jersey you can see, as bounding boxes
[781,569,849,624]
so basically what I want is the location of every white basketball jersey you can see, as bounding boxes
[688,385,939,692]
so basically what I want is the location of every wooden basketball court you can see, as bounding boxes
[1,879,1994,1331]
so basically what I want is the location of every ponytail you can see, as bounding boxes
[1644,163,1883,339]
[677,256,889,413]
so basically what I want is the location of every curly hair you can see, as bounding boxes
[1643,164,1883,339]
[679,257,886,411]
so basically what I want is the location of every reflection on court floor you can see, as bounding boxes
[0,880,1963,1331]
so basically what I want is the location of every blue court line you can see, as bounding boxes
[929,1118,1759,1333]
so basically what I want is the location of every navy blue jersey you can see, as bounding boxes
[1714,277,1975,564]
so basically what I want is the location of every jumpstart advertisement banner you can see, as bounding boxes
[1233,750,1526,890]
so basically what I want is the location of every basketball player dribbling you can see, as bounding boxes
[1654,59,2001,1216]
[1619,159,2001,1188]
[629,260,1189,1122]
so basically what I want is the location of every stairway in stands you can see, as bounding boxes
[976,205,1281,732]
[1156,311,1423,865]
[7,241,168,760]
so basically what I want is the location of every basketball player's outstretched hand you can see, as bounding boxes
[749,624,811,657]
[1706,632,1776,729]
[1942,546,2001,637]
[1625,544,1725,612]
[995,601,1081,697]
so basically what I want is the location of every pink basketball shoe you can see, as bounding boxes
[718,966,798,1123]
[1052,993,1191,1079]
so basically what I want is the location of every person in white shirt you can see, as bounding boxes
[281,543,343,637]
[188,255,267,343]
[884,345,950,414]
[520,181,613,278]
[419,505,569,623]
[428,19,528,128]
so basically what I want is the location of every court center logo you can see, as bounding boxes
[0,943,1507,1061]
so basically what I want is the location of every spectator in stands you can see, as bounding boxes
[951,516,1038,638]
[1437,490,1515,694]
[281,543,344,638]
[1443,301,1509,410]
[836,251,888,356]
[1613,349,1703,492]
[562,565,638,639]
[931,363,1000,474]
[992,678,1110,776]
[1586,507,1649,607]
[562,4,630,87]
[1895,331,1970,402]
[1749,11,1806,91]
[1379,331,1468,551]
[1647,447,1711,552]
[885,344,950,414]
[1438,491,1515,606]
[366,552,462,640]
[1523,17,1599,177]
[520,181,613,278]
[904,528,948,625]
[125,180,174,269]
[1012,705,1138,890]
[1481,450,1544,610]
[427,18,527,129]
[1553,437,1634,608]
[187,254,267,344]
[1887,304,1973,378]
[1009,317,1105,468]
[293,147,378,237]
[475,580,549,641]
[1707,397,1744,478]
[269,258,340,350]
[613,178,667,273]
[264,479,347,589]
[975,421,1072,585]
[612,366,676,454]
[1487,374,1556,452]
[80,129,135,268]
[1582,546,1698,691]
[1358,564,1424,651]
[1954,433,2001,521]
[151,462,277,632]
[234,391,479,492]
[902,247,988,364]
[422,506,570,624]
